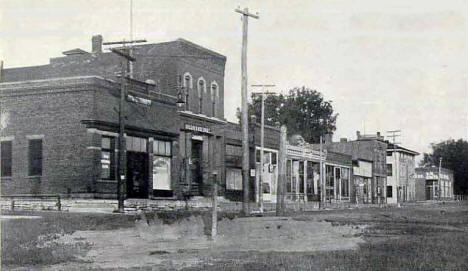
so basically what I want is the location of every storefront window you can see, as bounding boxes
[306,162,314,195]
[226,168,242,190]
[326,165,334,187]
[126,136,147,152]
[299,161,304,193]
[292,161,299,193]
[286,159,292,193]
[153,140,172,193]
[341,168,350,197]
[101,136,115,179]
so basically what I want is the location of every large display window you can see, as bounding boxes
[152,140,172,196]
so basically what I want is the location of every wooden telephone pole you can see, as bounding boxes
[251,84,276,212]
[103,39,146,212]
[235,7,259,215]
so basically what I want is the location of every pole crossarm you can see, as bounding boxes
[235,8,259,19]
[103,39,147,45]
[110,48,136,62]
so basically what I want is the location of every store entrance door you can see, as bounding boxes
[127,151,149,198]
[190,140,203,195]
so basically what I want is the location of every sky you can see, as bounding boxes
[1,0,468,161]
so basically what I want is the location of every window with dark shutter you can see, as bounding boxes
[28,139,42,176]
[1,141,12,177]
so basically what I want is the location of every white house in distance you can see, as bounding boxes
[386,143,419,204]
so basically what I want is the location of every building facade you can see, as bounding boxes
[285,135,326,202]
[0,35,229,200]
[318,132,388,204]
[415,167,454,201]
[386,144,419,204]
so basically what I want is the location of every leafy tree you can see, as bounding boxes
[421,139,468,195]
[247,86,337,143]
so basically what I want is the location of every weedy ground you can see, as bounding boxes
[2,201,468,271]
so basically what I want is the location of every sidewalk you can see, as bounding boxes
[0,196,419,214]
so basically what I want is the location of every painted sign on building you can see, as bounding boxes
[415,172,451,180]
[353,160,372,178]
[184,124,211,134]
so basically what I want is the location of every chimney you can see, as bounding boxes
[356,131,361,139]
[92,35,103,54]
[377,132,381,139]
[340,138,347,142]
[324,133,332,144]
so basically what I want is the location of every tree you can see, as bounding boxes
[421,139,468,195]
[247,86,338,143]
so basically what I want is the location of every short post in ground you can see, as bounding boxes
[276,125,287,216]
[211,171,218,239]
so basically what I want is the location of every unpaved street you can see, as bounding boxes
[3,202,468,270]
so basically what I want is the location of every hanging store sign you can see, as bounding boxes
[184,124,211,134]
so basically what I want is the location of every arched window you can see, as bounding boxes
[183,73,192,111]
[211,82,219,117]
[197,77,206,114]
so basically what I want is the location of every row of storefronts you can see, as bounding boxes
[0,35,455,204]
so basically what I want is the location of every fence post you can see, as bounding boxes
[57,196,62,211]
[211,171,218,240]
[11,200,15,211]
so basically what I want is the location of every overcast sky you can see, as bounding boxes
[1,0,467,160]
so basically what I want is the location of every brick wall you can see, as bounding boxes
[0,78,98,195]
[2,38,227,120]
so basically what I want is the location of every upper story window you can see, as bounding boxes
[387,164,393,176]
[197,77,206,114]
[183,72,193,89]
[183,73,192,111]
[211,82,219,117]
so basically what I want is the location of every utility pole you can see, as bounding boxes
[387,130,401,206]
[276,125,287,216]
[104,39,145,212]
[251,84,276,212]
[235,7,259,215]
[0,60,3,83]
[320,135,325,207]
[438,157,442,200]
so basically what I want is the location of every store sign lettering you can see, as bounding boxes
[185,124,211,134]
[416,172,450,180]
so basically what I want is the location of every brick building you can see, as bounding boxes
[223,121,280,202]
[0,35,229,199]
[314,131,388,204]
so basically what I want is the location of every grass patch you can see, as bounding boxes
[1,210,135,267]
[181,202,468,271]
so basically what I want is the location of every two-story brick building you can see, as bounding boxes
[0,35,228,200]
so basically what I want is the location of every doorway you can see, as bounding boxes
[190,140,203,195]
[127,151,149,198]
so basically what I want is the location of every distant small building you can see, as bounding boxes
[386,144,419,204]
[415,167,454,201]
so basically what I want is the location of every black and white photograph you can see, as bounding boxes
[1,0,468,270]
